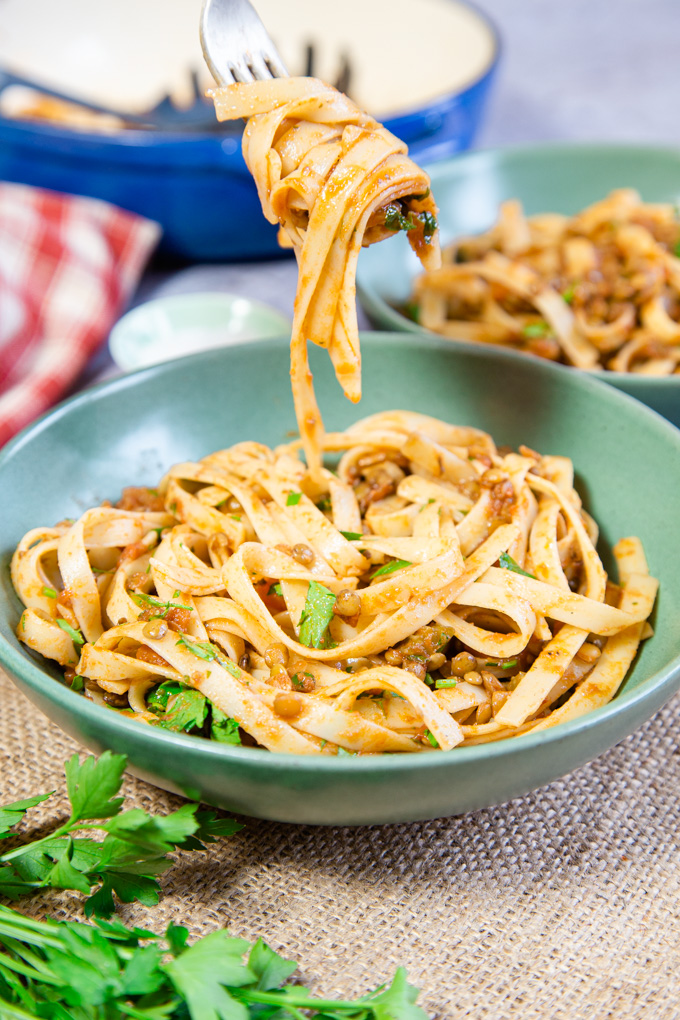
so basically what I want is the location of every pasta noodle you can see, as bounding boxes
[409,189,680,373]
[210,77,441,475]
[12,413,657,755]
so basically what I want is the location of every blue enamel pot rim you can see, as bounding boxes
[1,333,679,776]
[0,1,500,167]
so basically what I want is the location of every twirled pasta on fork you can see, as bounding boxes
[211,77,441,475]
[12,412,657,755]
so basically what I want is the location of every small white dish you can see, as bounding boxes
[109,292,291,372]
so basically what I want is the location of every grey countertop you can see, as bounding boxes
[94,0,680,378]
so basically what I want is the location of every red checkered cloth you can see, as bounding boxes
[0,182,160,446]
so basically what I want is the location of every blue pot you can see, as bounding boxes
[0,35,499,261]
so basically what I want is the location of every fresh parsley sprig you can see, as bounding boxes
[0,752,242,917]
[0,907,427,1019]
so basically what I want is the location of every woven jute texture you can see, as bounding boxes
[1,666,679,1020]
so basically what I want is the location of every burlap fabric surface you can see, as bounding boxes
[1,667,679,1020]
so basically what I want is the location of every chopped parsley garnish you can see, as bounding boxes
[298,581,337,649]
[175,636,242,680]
[498,552,537,579]
[211,707,242,745]
[337,747,357,756]
[286,491,302,506]
[384,205,415,232]
[316,495,332,512]
[41,586,58,599]
[371,558,412,579]
[56,618,85,646]
[131,591,192,617]
[268,582,283,597]
[406,188,430,201]
[175,636,218,662]
[340,531,363,540]
[148,682,208,733]
[423,730,439,747]
[674,240,680,257]
[292,671,314,690]
[403,300,420,323]
[70,674,85,691]
[230,514,242,521]
[435,678,458,689]
[522,321,551,338]
[420,211,437,240]
[562,284,576,304]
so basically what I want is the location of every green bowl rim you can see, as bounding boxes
[1,332,679,773]
[357,140,680,388]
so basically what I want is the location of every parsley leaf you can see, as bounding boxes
[65,751,127,821]
[385,204,415,232]
[175,636,218,662]
[371,559,412,579]
[298,581,337,649]
[164,929,255,1019]
[156,688,208,733]
[210,708,242,745]
[247,938,297,990]
[0,793,53,839]
[130,592,192,617]
[419,210,437,240]
[521,321,551,338]
[286,491,302,506]
[340,531,363,540]
[498,552,537,579]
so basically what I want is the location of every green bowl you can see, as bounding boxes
[1,334,679,825]
[357,143,680,427]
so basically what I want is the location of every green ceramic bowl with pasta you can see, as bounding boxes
[0,334,679,825]
[357,144,680,427]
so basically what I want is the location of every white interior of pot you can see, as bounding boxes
[0,0,496,116]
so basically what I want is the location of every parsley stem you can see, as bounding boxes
[0,820,77,865]
[240,990,375,1010]
[0,907,64,942]
[0,999,44,1020]
[0,955,62,987]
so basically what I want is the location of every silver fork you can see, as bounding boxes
[200,0,289,87]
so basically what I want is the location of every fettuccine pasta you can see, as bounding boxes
[409,188,680,373]
[210,77,441,475]
[12,412,656,755]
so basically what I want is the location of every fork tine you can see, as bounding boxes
[201,0,289,87]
